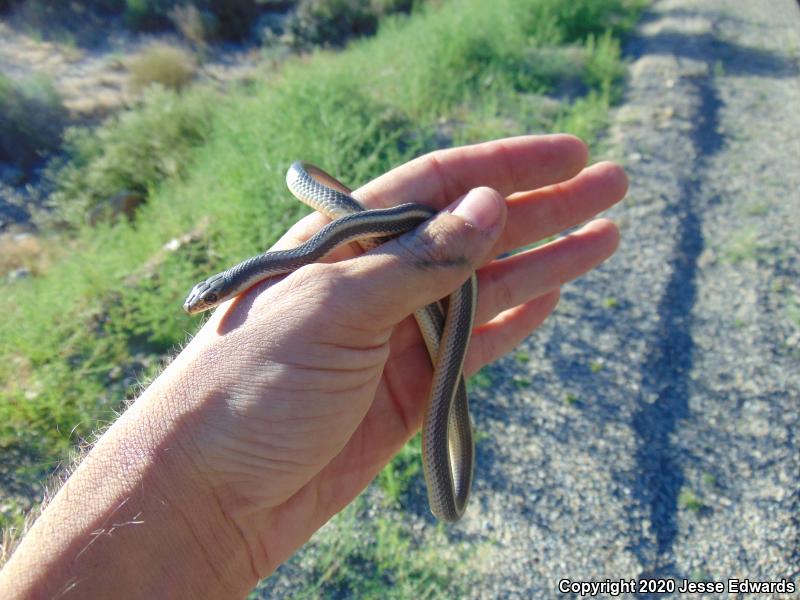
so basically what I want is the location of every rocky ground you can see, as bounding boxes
[446,0,799,596]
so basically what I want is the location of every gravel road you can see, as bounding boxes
[457,0,800,596]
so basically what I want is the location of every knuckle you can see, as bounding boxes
[414,150,458,204]
[490,269,515,314]
[396,217,471,273]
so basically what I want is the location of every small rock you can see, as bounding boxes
[7,267,31,281]
[163,238,182,252]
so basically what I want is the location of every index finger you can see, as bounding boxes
[354,134,588,209]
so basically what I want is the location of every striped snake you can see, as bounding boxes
[183,162,476,522]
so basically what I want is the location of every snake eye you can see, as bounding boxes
[204,292,218,304]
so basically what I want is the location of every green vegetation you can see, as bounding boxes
[252,498,473,598]
[287,0,417,48]
[678,487,704,512]
[288,0,380,48]
[0,0,261,41]
[512,374,531,388]
[377,434,423,505]
[787,297,800,329]
[745,201,769,216]
[45,86,215,225]
[688,567,713,584]
[514,350,530,364]
[468,368,494,391]
[721,226,764,263]
[123,0,259,40]
[1,0,644,593]
[0,73,66,172]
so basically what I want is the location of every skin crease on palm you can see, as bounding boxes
[0,135,628,599]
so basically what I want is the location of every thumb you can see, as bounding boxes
[331,186,506,328]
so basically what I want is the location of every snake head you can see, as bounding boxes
[183,273,228,314]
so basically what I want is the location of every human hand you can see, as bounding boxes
[167,135,627,576]
[0,136,627,599]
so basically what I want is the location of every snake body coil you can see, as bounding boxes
[184,162,476,522]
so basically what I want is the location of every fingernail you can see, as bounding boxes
[450,187,501,230]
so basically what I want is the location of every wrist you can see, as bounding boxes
[100,374,263,597]
[1,370,260,599]
[129,396,260,597]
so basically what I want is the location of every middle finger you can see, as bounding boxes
[491,161,627,259]
[474,218,620,327]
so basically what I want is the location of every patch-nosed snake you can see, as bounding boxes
[183,162,476,522]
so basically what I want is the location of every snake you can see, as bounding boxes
[183,162,476,522]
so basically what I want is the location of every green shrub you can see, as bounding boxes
[553,0,644,41]
[519,0,645,44]
[205,0,258,40]
[128,43,197,92]
[288,0,378,48]
[286,0,419,48]
[124,0,177,30]
[583,30,625,100]
[678,488,705,512]
[0,73,66,172]
[46,86,215,225]
[124,0,258,40]
[371,0,417,14]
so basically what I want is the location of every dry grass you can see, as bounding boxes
[128,43,196,93]
[169,3,213,49]
[0,233,46,277]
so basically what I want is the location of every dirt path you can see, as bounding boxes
[456,0,800,596]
